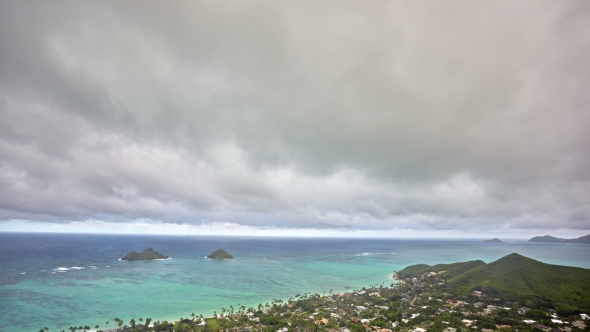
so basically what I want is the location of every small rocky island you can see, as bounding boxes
[207,248,234,260]
[121,247,169,260]
[484,238,505,243]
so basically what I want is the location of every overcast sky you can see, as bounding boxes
[1,1,589,238]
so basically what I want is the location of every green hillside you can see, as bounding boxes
[397,260,485,279]
[442,260,486,278]
[447,253,590,312]
[397,253,590,313]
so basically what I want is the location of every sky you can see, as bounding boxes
[0,1,589,238]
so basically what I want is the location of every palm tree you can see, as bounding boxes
[105,321,109,330]
[94,325,99,330]
[113,318,120,331]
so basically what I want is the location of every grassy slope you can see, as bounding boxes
[397,260,484,279]
[442,260,486,279]
[447,253,590,311]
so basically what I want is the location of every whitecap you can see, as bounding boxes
[20,272,26,275]
[55,267,70,271]
[356,252,397,256]
[70,267,85,270]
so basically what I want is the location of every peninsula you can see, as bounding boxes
[121,247,169,260]
[207,248,234,260]
[62,253,590,332]
[528,234,590,244]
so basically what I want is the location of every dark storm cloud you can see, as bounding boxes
[0,0,589,235]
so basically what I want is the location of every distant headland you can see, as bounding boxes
[207,248,234,260]
[484,238,505,243]
[528,234,590,244]
[121,247,169,260]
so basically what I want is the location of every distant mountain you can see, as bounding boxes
[529,234,590,244]
[121,247,169,260]
[484,238,505,243]
[207,248,234,260]
[398,253,590,312]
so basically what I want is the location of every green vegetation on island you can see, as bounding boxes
[528,235,590,244]
[483,238,504,243]
[207,248,234,260]
[399,253,590,313]
[121,247,169,260]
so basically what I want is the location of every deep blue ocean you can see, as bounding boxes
[1,233,589,332]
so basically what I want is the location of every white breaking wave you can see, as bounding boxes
[356,252,397,256]
[54,266,86,272]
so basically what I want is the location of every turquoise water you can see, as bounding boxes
[1,233,589,332]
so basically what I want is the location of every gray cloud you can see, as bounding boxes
[0,0,589,235]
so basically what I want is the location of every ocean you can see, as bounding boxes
[1,233,589,332]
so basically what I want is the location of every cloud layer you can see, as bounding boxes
[1,1,589,236]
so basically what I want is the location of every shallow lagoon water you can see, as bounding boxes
[1,233,589,332]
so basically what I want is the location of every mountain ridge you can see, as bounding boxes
[528,234,590,244]
[397,253,590,312]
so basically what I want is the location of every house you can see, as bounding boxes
[277,328,289,332]
[518,307,531,315]
[391,322,399,328]
[581,313,589,320]
[495,325,511,329]
[411,313,420,319]
[551,319,564,324]
[532,324,551,332]
[522,320,536,324]
[330,313,340,319]
[573,321,586,329]
[446,299,454,304]
[473,302,484,308]
[412,328,426,332]
[443,328,456,332]
[462,320,473,326]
